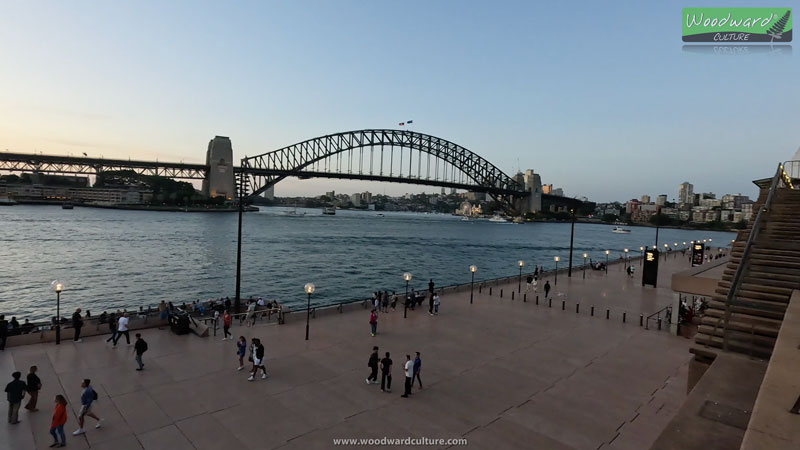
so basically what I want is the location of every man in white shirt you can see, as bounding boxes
[113,313,130,347]
[401,354,413,398]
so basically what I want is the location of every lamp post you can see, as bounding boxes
[469,265,477,304]
[639,246,644,267]
[604,250,609,274]
[304,283,315,341]
[624,248,629,270]
[582,253,587,279]
[568,209,575,277]
[554,257,560,285]
[664,243,668,259]
[50,280,64,345]
[674,243,678,259]
[403,272,412,318]
[517,260,524,292]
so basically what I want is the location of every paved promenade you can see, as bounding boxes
[1,254,697,449]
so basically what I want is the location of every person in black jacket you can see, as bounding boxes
[248,338,268,381]
[366,346,379,384]
[0,315,8,351]
[5,371,27,424]
[133,334,148,371]
[105,312,117,344]
[72,308,84,343]
[24,366,41,411]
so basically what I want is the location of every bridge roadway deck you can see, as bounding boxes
[1,255,697,450]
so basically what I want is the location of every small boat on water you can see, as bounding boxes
[322,206,336,215]
[489,214,507,223]
[461,216,473,222]
[283,204,305,216]
[62,203,74,210]
[0,197,16,206]
[512,216,524,224]
[611,226,631,233]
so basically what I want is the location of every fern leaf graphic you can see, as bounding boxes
[767,10,791,36]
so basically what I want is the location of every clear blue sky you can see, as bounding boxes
[1,1,798,202]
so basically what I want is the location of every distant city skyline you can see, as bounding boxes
[2,1,798,202]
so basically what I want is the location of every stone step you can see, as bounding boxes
[722,270,800,285]
[703,308,784,329]
[699,316,780,337]
[697,325,777,347]
[713,287,790,303]
[694,334,773,359]
[708,299,787,318]
[731,248,800,260]
[717,280,794,296]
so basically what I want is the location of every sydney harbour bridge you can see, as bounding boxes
[0,129,578,214]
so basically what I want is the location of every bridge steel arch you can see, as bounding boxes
[238,129,527,212]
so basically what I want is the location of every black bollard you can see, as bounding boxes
[561,300,565,310]
[511,291,514,300]
[623,312,626,323]
[479,285,482,293]
[576,303,580,314]
[658,317,662,330]
[639,314,644,327]
[523,293,527,303]
[606,309,610,319]
[489,287,492,296]
[500,289,503,298]
[548,298,552,308]
[591,306,594,316]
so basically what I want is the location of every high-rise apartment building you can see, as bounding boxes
[678,182,694,205]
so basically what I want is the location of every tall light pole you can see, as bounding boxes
[639,246,644,267]
[664,243,669,259]
[304,283,315,341]
[624,248,629,271]
[517,260,524,292]
[604,250,609,274]
[568,209,575,277]
[403,272,412,318]
[554,256,560,285]
[50,280,64,345]
[674,243,678,259]
[469,265,477,304]
[582,253,587,279]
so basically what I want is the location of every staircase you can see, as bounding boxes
[692,163,800,360]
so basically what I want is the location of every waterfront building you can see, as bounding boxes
[350,193,361,206]
[678,181,693,205]
[641,194,651,203]
[656,194,667,206]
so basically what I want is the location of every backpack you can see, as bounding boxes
[140,340,148,353]
[92,389,98,401]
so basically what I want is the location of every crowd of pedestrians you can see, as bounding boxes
[366,346,423,398]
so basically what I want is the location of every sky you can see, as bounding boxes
[1,1,799,202]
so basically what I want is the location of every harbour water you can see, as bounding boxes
[0,205,736,320]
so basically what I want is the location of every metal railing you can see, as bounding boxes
[645,305,671,330]
[722,162,793,351]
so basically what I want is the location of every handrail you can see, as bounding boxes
[723,162,786,351]
[782,160,799,189]
[645,305,671,330]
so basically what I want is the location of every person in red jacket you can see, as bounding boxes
[49,394,68,447]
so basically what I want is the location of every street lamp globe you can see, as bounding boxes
[469,265,477,273]
[673,243,678,247]
[304,283,315,295]
[51,280,64,293]
[403,272,412,282]
[624,248,629,254]
[604,250,609,255]
[708,238,712,242]
[639,246,644,251]
[583,253,587,258]
[518,260,524,268]
[554,256,560,262]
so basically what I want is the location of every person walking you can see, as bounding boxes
[380,352,392,393]
[369,309,378,337]
[49,394,68,447]
[544,280,551,298]
[25,365,41,411]
[381,291,389,313]
[533,266,539,281]
[5,371,26,424]
[428,279,435,296]
[133,333,148,371]
[366,346,379,385]
[113,313,130,347]
[71,308,83,343]
[428,291,435,315]
[248,338,268,381]
[245,301,256,327]
[526,274,533,292]
[105,312,117,344]
[236,336,247,371]
[0,315,8,351]
[222,310,232,340]
[413,352,423,389]
[433,292,440,315]
[72,379,102,435]
[401,355,413,398]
